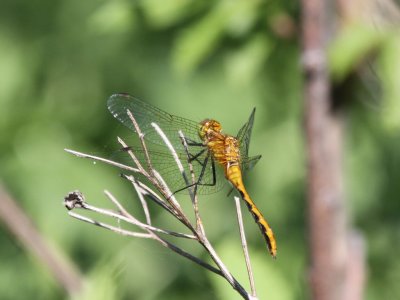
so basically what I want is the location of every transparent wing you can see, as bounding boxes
[111,147,226,195]
[242,155,262,171]
[237,107,255,158]
[236,107,261,171]
[107,93,202,150]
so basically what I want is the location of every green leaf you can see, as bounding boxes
[225,33,273,86]
[87,1,135,34]
[139,0,194,28]
[379,35,400,132]
[210,238,294,300]
[171,5,226,75]
[71,263,118,300]
[172,0,262,75]
[329,23,384,82]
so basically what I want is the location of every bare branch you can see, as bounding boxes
[126,109,155,173]
[234,196,257,298]
[65,111,256,299]
[179,130,204,233]
[149,231,225,277]
[65,190,227,276]
[104,190,195,239]
[121,174,177,216]
[131,180,152,225]
[152,169,183,211]
[116,137,149,177]
[151,123,188,184]
[68,211,153,238]
[64,148,139,173]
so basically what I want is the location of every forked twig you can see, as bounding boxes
[150,123,247,296]
[130,180,151,225]
[65,109,258,300]
[64,190,221,275]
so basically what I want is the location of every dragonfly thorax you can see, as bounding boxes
[198,119,242,169]
[224,136,241,162]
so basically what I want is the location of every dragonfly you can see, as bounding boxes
[107,93,277,258]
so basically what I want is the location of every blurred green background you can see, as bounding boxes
[1,0,400,299]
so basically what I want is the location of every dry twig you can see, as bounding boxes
[64,110,260,299]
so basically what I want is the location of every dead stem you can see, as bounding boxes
[65,109,257,300]
[235,196,257,298]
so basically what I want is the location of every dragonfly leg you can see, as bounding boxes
[169,151,217,196]
[184,137,203,147]
[188,148,207,165]
[192,153,209,195]
[187,150,216,188]
[191,155,217,195]
[182,138,207,165]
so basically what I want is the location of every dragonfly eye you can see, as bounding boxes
[200,119,221,131]
[199,119,222,141]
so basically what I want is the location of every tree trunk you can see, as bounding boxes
[301,0,365,299]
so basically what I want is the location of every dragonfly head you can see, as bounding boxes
[199,119,222,140]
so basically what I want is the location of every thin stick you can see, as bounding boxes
[152,169,182,211]
[121,175,177,216]
[118,133,195,234]
[149,123,195,228]
[66,111,255,298]
[147,231,225,277]
[66,191,227,278]
[104,190,194,239]
[116,137,149,177]
[64,148,139,173]
[131,180,152,225]
[68,211,152,238]
[72,196,195,239]
[116,135,185,220]
[104,189,138,220]
[234,196,257,298]
[151,124,249,298]
[179,130,204,234]
[151,124,192,196]
[201,237,249,298]
[127,109,154,173]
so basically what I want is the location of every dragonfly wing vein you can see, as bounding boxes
[107,93,202,150]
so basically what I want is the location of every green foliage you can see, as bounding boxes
[224,33,274,86]
[73,263,119,300]
[211,239,296,299]
[88,1,135,35]
[139,0,198,28]
[171,0,264,75]
[379,35,400,132]
[329,23,384,82]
